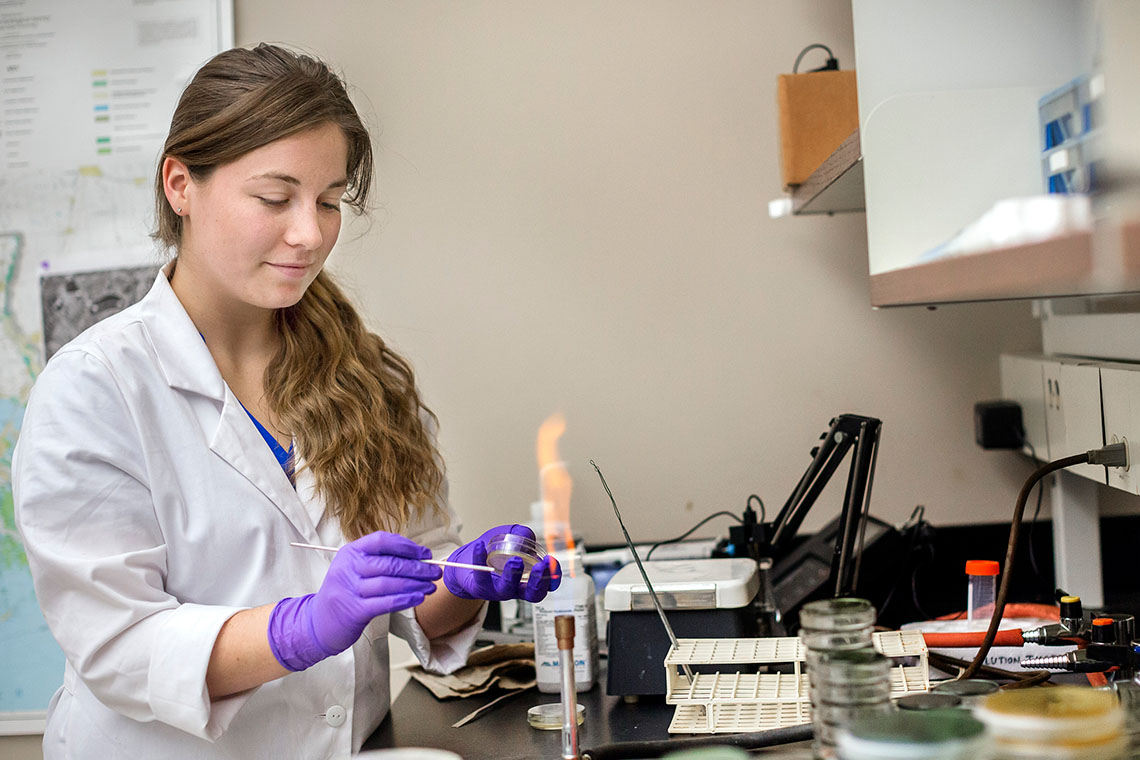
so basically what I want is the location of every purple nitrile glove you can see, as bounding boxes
[267,531,442,672]
[443,524,561,603]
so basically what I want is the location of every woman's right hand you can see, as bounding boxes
[267,531,442,671]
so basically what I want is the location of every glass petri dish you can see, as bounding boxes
[930,679,999,707]
[838,709,986,760]
[801,626,875,651]
[808,648,892,682]
[527,702,585,730]
[977,686,1124,749]
[799,598,877,631]
[812,678,893,703]
[486,533,546,580]
[897,694,964,711]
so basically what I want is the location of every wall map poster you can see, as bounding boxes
[0,0,232,733]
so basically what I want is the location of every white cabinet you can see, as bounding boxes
[853,0,1140,306]
[1001,354,1106,480]
[1101,366,1140,494]
[852,0,1092,280]
[998,354,1047,458]
[1042,360,1106,483]
[1000,353,1129,607]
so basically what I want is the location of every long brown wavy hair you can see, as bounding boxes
[153,44,444,538]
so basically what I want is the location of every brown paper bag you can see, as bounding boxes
[777,69,859,187]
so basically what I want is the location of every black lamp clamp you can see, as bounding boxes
[765,414,883,598]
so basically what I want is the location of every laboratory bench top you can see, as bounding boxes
[362,663,813,760]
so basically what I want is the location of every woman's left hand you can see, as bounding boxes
[443,524,560,602]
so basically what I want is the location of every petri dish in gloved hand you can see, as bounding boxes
[485,533,546,581]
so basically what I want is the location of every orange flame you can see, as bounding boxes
[536,413,575,562]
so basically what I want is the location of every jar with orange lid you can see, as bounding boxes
[965,560,999,624]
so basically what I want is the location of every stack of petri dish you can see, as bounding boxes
[800,598,891,759]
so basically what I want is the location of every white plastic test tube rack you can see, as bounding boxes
[663,630,932,735]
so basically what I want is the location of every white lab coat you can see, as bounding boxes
[13,269,483,759]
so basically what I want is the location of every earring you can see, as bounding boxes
[176,207,182,214]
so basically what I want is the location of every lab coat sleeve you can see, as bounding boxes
[388,421,486,674]
[13,350,250,741]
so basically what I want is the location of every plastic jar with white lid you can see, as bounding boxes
[975,686,1126,760]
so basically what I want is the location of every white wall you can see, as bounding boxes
[234,0,1044,543]
[0,3,1054,757]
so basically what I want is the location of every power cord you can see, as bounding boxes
[962,442,1127,679]
[792,43,839,74]
[1022,439,1049,591]
[644,510,743,560]
[929,651,1052,690]
[747,493,766,522]
[876,505,933,621]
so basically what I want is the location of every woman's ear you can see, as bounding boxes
[162,156,191,215]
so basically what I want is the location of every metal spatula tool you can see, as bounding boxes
[589,460,695,685]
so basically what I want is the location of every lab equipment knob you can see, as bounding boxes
[1058,595,1083,622]
[1091,618,1115,645]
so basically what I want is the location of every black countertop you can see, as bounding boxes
[363,676,675,759]
[363,662,815,759]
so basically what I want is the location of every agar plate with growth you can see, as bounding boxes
[527,702,585,730]
[486,533,546,580]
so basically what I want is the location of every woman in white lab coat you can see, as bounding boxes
[13,44,558,759]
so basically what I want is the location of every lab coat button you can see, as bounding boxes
[325,705,347,727]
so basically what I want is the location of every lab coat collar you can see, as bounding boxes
[138,265,227,400]
[138,265,321,543]
[209,401,319,542]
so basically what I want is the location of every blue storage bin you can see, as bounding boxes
[1039,74,1102,195]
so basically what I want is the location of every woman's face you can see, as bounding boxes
[177,122,349,311]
